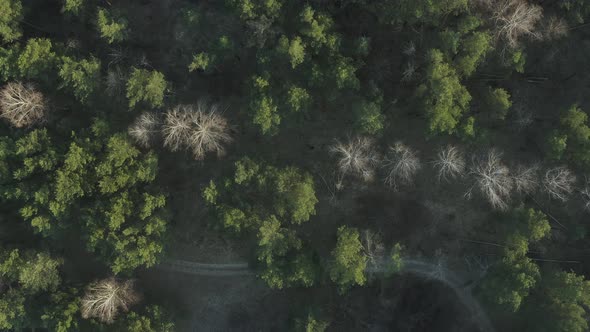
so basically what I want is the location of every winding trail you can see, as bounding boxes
[157,257,494,332]
[375,259,495,332]
[157,259,253,276]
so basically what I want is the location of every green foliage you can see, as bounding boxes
[293,312,330,332]
[455,31,491,77]
[17,38,57,79]
[299,5,335,50]
[548,105,590,167]
[117,305,175,332]
[389,243,404,274]
[0,45,19,81]
[188,52,213,73]
[0,0,22,42]
[353,99,384,135]
[62,0,84,15]
[478,207,550,312]
[126,68,167,108]
[511,49,526,73]
[18,252,62,292]
[374,0,468,25]
[484,87,512,120]
[419,49,471,135]
[249,75,280,135]
[41,289,80,332]
[204,158,318,288]
[58,56,101,102]
[1,121,168,273]
[227,0,282,21]
[332,56,359,90]
[525,270,590,332]
[97,8,128,43]
[547,132,567,161]
[278,35,306,68]
[329,226,367,293]
[285,85,311,113]
[0,289,26,330]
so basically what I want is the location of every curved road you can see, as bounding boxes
[157,257,494,332]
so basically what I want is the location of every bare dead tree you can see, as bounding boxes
[105,68,125,96]
[128,112,161,148]
[401,62,417,82]
[163,103,232,159]
[542,16,568,41]
[489,0,543,48]
[361,229,385,268]
[466,149,513,210]
[0,82,46,128]
[579,185,590,212]
[81,278,140,324]
[512,164,539,194]
[188,101,233,160]
[162,105,193,152]
[432,145,465,182]
[330,136,380,188]
[402,41,416,57]
[382,142,421,191]
[543,166,576,202]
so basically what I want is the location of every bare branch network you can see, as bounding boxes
[81,278,141,324]
[466,149,513,210]
[489,0,543,48]
[330,136,380,187]
[162,103,233,160]
[432,145,466,182]
[382,142,421,191]
[543,166,576,202]
[129,112,161,148]
[0,82,46,128]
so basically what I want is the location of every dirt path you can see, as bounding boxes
[157,259,253,276]
[156,257,494,332]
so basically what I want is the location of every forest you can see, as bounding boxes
[0,0,590,331]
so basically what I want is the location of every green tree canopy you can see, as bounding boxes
[0,0,22,42]
[547,105,590,168]
[126,68,167,108]
[97,8,128,43]
[418,49,471,135]
[203,157,318,288]
[58,56,101,102]
[329,226,367,293]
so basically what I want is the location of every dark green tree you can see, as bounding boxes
[126,68,167,108]
[329,226,367,293]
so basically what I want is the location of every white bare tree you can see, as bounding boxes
[330,136,380,188]
[432,145,466,182]
[382,142,421,191]
[361,229,385,269]
[401,62,417,82]
[543,166,576,202]
[105,68,125,96]
[402,41,416,56]
[188,101,233,160]
[579,185,590,212]
[466,149,513,210]
[162,105,192,152]
[0,82,46,128]
[162,103,232,160]
[81,278,140,324]
[542,16,568,41]
[128,112,161,148]
[512,164,539,194]
[489,0,543,48]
